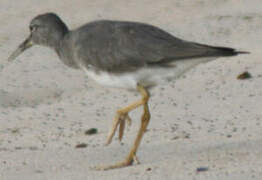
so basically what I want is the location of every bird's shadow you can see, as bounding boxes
[0,88,64,108]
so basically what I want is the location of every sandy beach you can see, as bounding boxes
[0,0,262,179]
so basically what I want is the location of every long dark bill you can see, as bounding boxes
[8,35,33,62]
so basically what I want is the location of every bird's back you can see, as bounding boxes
[63,20,241,73]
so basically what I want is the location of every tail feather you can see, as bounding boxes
[210,46,250,56]
[147,42,249,65]
[193,42,250,57]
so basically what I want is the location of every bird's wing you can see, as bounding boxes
[116,22,238,63]
[75,21,236,73]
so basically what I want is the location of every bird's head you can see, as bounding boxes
[8,13,68,62]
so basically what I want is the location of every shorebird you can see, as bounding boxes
[8,13,248,170]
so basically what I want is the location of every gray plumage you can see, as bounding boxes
[23,13,245,73]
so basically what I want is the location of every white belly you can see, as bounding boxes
[83,57,215,90]
[84,69,138,89]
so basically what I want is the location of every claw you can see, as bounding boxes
[118,116,125,141]
[106,116,120,145]
[126,114,132,127]
[106,112,133,145]
[119,113,133,141]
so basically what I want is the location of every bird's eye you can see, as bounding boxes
[29,25,37,32]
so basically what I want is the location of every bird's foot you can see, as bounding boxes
[118,113,132,141]
[92,160,133,171]
[106,111,132,145]
[91,155,139,171]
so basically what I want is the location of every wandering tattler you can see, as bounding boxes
[8,13,248,170]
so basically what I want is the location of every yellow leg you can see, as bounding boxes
[106,85,149,145]
[95,84,150,170]
[106,109,132,145]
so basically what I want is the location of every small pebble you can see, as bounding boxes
[75,143,88,148]
[85,128,98,135]
[227,134,232,138]
[196,167,209,172]
[237,71,252,80]
[146,167,152,171]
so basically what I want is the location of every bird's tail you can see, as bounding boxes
[192,42,250,57]
[210,46,250,56]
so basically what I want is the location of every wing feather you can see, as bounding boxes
[74,20,238,72]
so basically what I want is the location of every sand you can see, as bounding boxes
[0,0,261,179]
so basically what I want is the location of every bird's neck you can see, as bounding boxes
[53,29,69,55]
[51,22,69,52]
[54,31,81,69]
